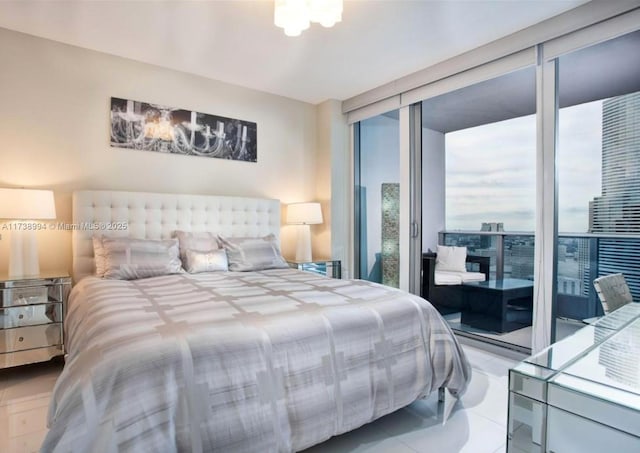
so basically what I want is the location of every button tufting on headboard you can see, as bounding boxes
[72,190,281,283]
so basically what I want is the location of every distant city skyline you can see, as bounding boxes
[445,100,603,233]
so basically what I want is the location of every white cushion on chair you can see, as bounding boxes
[434,271,463,286]
[460,272,486,283]
[435,245,467,273]
[434,270,486,286]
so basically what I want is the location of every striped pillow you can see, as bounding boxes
[218,234,288,272]
[101,237,183,280]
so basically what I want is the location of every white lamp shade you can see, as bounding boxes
[0,188,55,278]
[0,188,56,220]
[287,202,323,225]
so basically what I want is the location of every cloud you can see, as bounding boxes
[446,100,602,232]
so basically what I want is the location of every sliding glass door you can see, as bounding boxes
[420,66,537,351]
[349,11,640,353]
[354,111,400,287]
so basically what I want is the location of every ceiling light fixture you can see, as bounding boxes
[274,0,343,37]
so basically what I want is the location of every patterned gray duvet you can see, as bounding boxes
[42,268,470,452]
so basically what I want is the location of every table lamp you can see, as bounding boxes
[0,188,56,277]
[286,202,323,262]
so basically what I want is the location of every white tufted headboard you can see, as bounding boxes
[72,190,281,283]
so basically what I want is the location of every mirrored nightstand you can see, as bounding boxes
[0,272,71,369]
[287,259,342,279]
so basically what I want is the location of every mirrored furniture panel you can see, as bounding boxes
[287,259,342,279]
[0,272,71,368]
[508,303,640,452]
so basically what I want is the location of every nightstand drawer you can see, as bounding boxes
[0,345,63,368]
[0,304,62,328]
[0,324,62,353]
[1,286,48,307]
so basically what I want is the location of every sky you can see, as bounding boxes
[445,100,603,233]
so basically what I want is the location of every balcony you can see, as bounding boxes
[437,231,640,347]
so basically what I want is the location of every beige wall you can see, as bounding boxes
[0,27,320,275]
[315,100,350,275]
[313,100,335,261]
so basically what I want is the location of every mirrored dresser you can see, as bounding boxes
[287,259,342,279]
[0,272,71,369]
[508,303,640,452]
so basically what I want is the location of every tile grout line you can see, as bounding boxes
[492,443,507,453]
[467,366,509,428]
[466,406,507,429]
[467,408,508,432]
[397,437,422,453]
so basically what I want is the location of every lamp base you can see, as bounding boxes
[9,229,40,278]
[295,224,312,262]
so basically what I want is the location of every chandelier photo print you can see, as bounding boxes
[109,97,257,162]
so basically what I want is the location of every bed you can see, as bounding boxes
[42,190,470,453]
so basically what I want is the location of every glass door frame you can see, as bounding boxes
[352,107,422,293]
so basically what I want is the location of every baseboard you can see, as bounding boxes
[456,332,530,360]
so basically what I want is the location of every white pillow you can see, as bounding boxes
[435,245,467,273]
[173,231,220,271]
[101,237,183,280]
[184,249,228,273]
[218,234,289,272]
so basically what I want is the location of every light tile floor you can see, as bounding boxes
[0,344,522,453]
[0,360,62,453]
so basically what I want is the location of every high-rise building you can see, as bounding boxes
[578,238,589,296]
[480,222,503,249]
[511,243,535,279]
[481,222,504,232]
[590,92,640,233]
[589,92,640,299]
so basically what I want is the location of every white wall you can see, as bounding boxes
[422,126,446,251]
[328,102,351,278]
[0,27,320,274]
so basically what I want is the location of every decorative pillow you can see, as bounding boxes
[435,245,467,273]
[184,249,228,273]
[92,236,107,277]
[101,237,183,280]
[218,234,289,272]
[173,231,220,271]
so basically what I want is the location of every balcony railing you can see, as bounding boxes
[439,231,640,321]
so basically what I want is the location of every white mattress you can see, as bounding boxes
[43,269,471,452]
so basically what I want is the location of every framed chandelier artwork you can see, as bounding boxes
[109,97,257,162]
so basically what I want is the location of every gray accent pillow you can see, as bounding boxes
[218,234,289,272]
[173,231,220,270]
[102,237,183,280]
[184,249,228,273]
